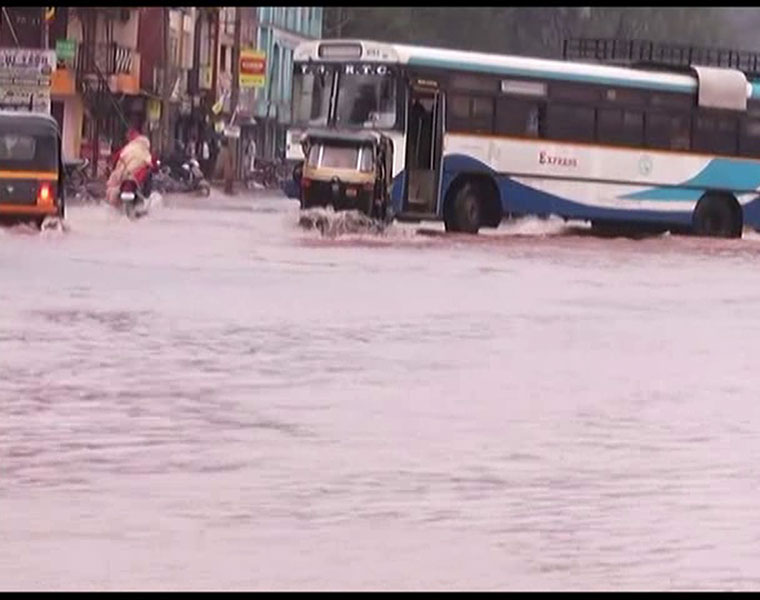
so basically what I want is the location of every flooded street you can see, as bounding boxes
[3,191,760,590]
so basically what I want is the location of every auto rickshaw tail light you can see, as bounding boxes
[301,177,311,188]
[37,182,52,205]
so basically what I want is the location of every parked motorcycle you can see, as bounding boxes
[182,157,211,196]
[62,157,91,201]
[157,153,211,196]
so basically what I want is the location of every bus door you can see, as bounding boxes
[403,81,443,215]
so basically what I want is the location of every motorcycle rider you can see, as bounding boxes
[106,128,154,207]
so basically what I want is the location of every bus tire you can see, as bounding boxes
[445,182,482,234]
[693,193,742,239]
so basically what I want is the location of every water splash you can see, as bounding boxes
[298,207,388,238]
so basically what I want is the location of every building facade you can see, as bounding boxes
[138,7,199,155]
[254,7,322,160]
[49,7,141,174]
[0,7,324,178]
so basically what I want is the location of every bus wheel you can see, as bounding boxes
[445,182,481,234]
[693,194,742,239]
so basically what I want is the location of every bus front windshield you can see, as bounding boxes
[292,69,334,127]
[335,72,396,129]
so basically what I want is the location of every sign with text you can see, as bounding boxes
[239,50,266,89]
[55,39,77,65]
[0,48,56,81]
[0,48,55,113]
[0,85,50,113]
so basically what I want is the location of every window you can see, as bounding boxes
[447,95,493,133]
[495,97,541,137]
[292,68,334,126]
[597,108,644,147]
[312,8,322,37]
[0,134,56,170]
[747,100,760,119]
[692,114,738,155]
[0,134,35,161]
[220,45,227,72]
[550,82,600,103]
[224,8,235,35]
[545,104,595,142]
[182,31,192,69]
[450,74,496,94]
[739,117,760,157]
[307,143,373,171]
[335,70,397,128]
[646,112,690,150]
[170,35,179,65]
[282,48,293,102]
[604,87,647,106]
[287,7,295,31]
[259,29,270,56]
[651,92,693,110]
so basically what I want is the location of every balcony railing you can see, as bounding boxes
[76,42,135,77]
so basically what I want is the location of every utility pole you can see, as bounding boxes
[42,7,50,49]
[161,7,172,155]
[224,6,241,195]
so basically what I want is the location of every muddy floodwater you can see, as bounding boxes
[2,193,760,590]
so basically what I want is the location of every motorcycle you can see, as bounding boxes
[118,161,160,220]
[157,154,211,196]
[62,157,91,202]
[182,157,211,196]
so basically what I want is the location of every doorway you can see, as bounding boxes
[404,84,443,214]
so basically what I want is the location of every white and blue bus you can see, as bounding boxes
[285,38,760,237]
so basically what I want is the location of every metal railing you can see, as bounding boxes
[563,38,760,78]
[76,42,134,77]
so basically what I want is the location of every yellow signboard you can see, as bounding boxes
[239,49,266,89]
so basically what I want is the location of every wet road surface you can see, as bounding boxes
[2,192,760,590]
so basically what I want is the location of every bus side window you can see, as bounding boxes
[447,95,471,132]
[739,118,760,157]
[692,114,737,155]
[470,97,494,134]
[597,108,643,147]
[495,98,542,138]
[646,113,690,151]
[544,104,594,143]
[447,94,493,134]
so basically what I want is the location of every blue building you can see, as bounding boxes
[254,7,323,160]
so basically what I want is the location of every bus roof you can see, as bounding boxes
[297,39,760,99]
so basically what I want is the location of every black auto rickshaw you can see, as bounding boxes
[0,110,65,228]
[297,129,393,220]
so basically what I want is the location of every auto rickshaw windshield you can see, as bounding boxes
[0,131,57,171]
[306,142,374,172]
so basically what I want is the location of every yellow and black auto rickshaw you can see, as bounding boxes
[298,129,393,220]
[0,111,65,228]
